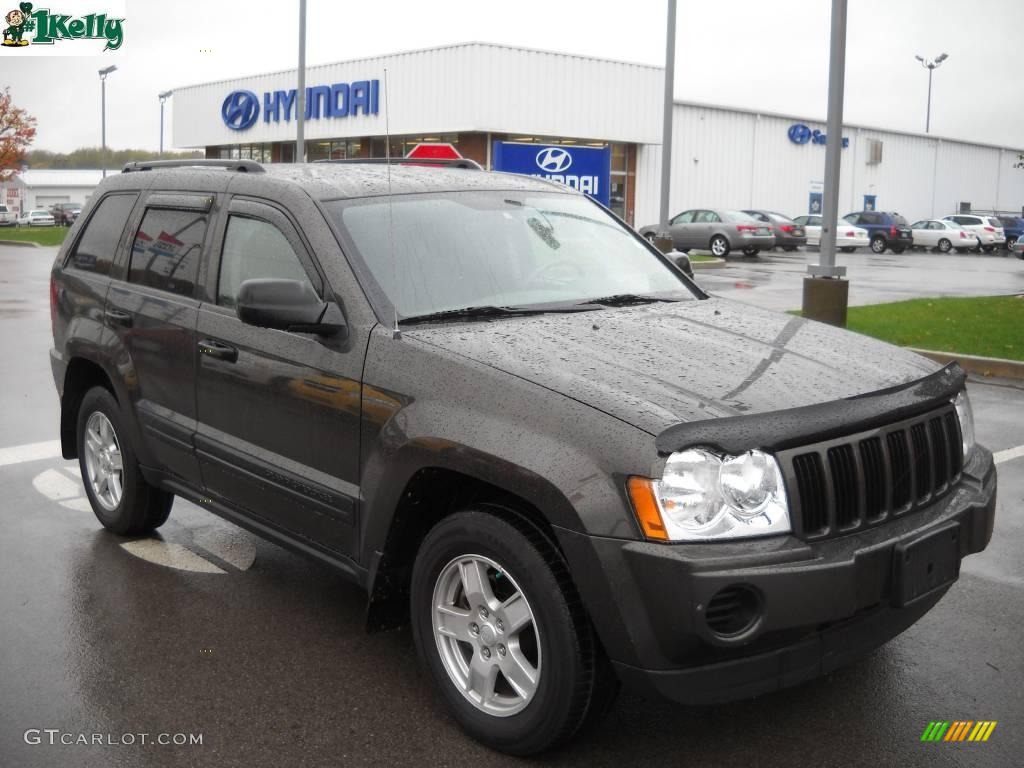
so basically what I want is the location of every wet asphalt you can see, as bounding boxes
[1,244,1022,767]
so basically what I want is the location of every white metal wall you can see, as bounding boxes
[172,43,663,149]
[635,103,1024,227]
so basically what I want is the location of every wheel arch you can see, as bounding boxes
[60,355,120,459]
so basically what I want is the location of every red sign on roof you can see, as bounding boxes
[404,143,463,160]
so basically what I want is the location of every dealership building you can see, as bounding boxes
[168,42,1023,227]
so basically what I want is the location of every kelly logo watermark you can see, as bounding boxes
[2,2,124,52]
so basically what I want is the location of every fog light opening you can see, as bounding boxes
[705,585,761,638]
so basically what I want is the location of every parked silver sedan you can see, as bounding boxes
[639,208,775,258]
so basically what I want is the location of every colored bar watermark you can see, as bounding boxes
[921,721,997,742]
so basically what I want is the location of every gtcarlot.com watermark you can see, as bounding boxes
[24,729,203,746]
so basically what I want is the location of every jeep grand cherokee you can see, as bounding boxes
[49,159,996,755]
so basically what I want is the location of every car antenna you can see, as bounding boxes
[384,67,400,340]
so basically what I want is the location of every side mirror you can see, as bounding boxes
[668,250,694,278]
[236,278,345,336]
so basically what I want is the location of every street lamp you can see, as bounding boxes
[158,90,173,158]
[98,65,117,177]
[915,53,948,133]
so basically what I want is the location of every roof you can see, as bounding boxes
[258,163,565,200]
[15,169,106,188]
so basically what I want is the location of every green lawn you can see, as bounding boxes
[688,254,717,263]
[840,296,1024,362]
[0,226,69,247]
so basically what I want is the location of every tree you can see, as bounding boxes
[0,87,37,181]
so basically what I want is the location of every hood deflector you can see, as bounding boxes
[655,363,966,456]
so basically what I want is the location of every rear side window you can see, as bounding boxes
[128,208,208,297]
[217,216,314,308]
[986,217,1002,228]
[891,214,908,226]
[67,193,137,277]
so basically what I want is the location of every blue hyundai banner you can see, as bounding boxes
[492,142,611,206]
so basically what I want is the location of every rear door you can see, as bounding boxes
[105,192,213,482]
[193,197,362,556]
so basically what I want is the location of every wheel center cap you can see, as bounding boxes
[479,624,497,645]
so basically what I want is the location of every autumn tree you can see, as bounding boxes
[0,88,37,181]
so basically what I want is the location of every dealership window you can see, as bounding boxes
[307,139,364,162]
[370,134,459,158]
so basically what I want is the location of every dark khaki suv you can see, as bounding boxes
[49,159,996,755]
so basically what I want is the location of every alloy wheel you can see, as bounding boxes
[432,554,541,717]
[83,411,124,511]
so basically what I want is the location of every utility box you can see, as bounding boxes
[866,139,883,165]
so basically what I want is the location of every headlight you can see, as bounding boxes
[954,390,975,461]
[629,448,791,541]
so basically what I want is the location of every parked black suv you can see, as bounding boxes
[843,210,913,254]
[50,159,997,755]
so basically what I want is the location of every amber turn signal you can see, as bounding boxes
[627,477,668,541]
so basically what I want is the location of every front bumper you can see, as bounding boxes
[556,452,996,706]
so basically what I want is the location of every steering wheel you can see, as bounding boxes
[523,259,586,289]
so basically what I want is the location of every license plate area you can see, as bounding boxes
[892,523,961,607]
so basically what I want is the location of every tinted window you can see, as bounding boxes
[910,221,927,229]
[986,217,1002,228]
[68,193,137,276]
[128,208,207,297]
[890,214,908,226]
[218,216,314,309]
[860,213,880,225]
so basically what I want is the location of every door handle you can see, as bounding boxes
[197,338,238,363]
[104,309,133,328]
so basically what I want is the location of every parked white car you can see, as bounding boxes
[909,219,979,253]
[0,204,17,227]
[941,214,1005,253]
[792,215,869,251]
[17,209,56,227]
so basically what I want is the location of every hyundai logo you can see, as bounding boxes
[535,147,573,174]
[222,90,260,131]
[787,123,813,145]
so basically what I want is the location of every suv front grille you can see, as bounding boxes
[778,406,962,541]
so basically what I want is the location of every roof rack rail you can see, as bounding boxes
[314,157,483,170]
[122,159,265,174]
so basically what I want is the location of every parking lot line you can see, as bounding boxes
[0,440,62,467]
[993,444,1024,465]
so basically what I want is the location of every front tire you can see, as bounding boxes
[742,247,760,257]
[411,508,616,756]
[870,235,887,254]
[1006,236,1018,252]
[710,235,730,258]
[77,386,173,535]
[937,238,952,253]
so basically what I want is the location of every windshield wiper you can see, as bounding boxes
[579,293,682,307]
[399,304,595,325]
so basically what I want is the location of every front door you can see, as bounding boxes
[668,210,696,248]
[194,198,363,556]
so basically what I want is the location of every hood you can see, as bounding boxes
[404,297,939,436]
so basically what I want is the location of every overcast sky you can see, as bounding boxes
[3,0,1022,154]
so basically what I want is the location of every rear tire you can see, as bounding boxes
[742,247,760,257]
[840,246,856,253]
[77,386,173,535]
[870,236,887,254]
[937,238,952,253]
[981,245,994,253]
[411,508,616,756]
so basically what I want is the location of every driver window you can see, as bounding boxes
[671,210,694,225]
[218,215,315,309]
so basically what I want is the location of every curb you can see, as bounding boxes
[0,239,41,248]
[910,348,1024,381]
[691,258,728,270]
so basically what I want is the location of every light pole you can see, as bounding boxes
[654,0,677,255]
[296,0,306,163]
[915,53,948,133]
[158,90,173,157]
[800,0,849,327]
[98,65,117,177]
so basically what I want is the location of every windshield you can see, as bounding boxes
[326,191,698,320]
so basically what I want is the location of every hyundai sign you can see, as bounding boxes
[492,142,611,205]
[221,80,380,131]
[787,123,849,149]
